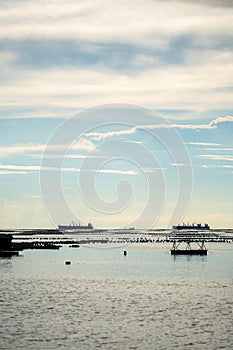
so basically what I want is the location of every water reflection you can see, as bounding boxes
[172,255,207,262]
[0,257,13,271]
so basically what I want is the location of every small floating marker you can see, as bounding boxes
[124,250,127,256]
[65,261,71,265]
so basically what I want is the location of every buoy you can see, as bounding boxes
[65,261,71,265]
[124,250,127,256]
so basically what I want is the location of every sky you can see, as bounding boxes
[0,0,232,229]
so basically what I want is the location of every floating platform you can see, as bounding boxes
[170,239,208,255]
[171,249,207,255]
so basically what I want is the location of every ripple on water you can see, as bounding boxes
[0,276,232,350]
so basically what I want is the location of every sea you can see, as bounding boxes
[0,232,233,350]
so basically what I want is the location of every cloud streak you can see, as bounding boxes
[0,170,28,175]
[84,115,233,141]
[186,142,223,146]
[198,154,233,161]
[209,116,233,126]
[0,139,95,158]
[86,127,137,141]
[0,164,138,176]
[199,164,233,169]
[171,163,188,167]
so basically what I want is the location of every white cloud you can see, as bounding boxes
[209,116,233,126]
[0,170,28,175]
[0,110,70,120]
[0,139,95,158]
[143,123,213,130]
[166,0,233,7]
[0,1,232,112]
[88,169,137,175]
[203,148,233,151]
[28,154,107,159]
[198,154,233,161]
[186,142,223,146]
[1,113,232,163]
[24,194,42,199]
[0,0,232,48]
[0,164,137,175]
[0,164,54,171]
[171,162,188,167]
[0,52,232,110]
[199,164,233,169]
[144,167,166,172]
[71,138,96,151]
[0,144,45,158]
[83,115,233,142]
[86,127,137,141]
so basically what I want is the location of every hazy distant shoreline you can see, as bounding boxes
[1,228,233,234]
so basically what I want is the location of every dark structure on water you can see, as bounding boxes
[0,234,19,257]
[171,240,208,255]
[170,226,209,255]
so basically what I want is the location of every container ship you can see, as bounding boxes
[58,222,93,231]
[172,223,210,231]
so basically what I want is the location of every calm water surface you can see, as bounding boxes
[0,244,233,350]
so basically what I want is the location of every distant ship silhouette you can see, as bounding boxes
[58,221,93,230]
[172,223,210,230]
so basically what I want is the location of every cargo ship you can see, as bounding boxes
[172,223,210,231]
[58,222,93,231]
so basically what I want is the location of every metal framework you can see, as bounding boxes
[171,239,208,255]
